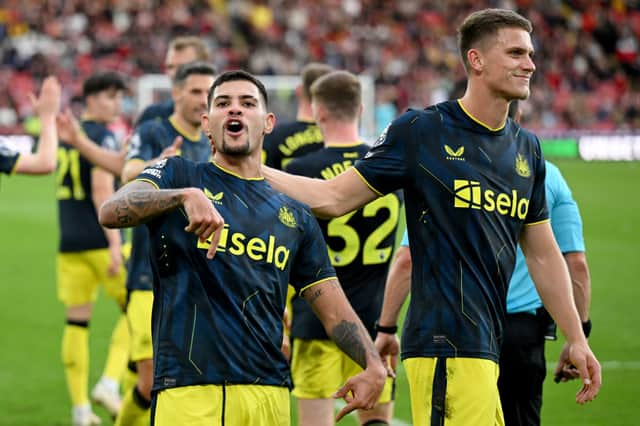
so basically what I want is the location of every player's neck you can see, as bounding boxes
[169,112,201,140]
[296,102,314,123]
[458,88,509,130]
[212,151,262,179]
[320,122,360,147]
[81,111,108,124]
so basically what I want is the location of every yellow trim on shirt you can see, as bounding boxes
[325,141,365,149]
[168,116,203,142]
[133,178,160,190]
[524,218,550,227]
[298,276,338,296]
[212,161,264,181]
[457,99,506,132]
[352,167,384,197]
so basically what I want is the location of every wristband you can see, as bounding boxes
[374,321,398,334]
[582,319,592,338]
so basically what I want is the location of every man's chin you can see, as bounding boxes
[221,141,251,156]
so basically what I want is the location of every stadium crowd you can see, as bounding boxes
[1,0,639,136]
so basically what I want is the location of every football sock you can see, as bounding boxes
[115,386,150,426]
[362,421,389,426]
[62,321,89,406]
[102,313,130,383]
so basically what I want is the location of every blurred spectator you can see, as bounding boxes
[1,0,639,135]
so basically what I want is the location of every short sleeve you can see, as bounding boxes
[288,208,337,294]
[524,138,549,225]
[353,112,415,195]
[135,156,183,190]
[546,164,585,253]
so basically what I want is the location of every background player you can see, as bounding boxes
[285,70,400,426]
[115,61,215,426]
[99,70,388,425]
[136,36,210,124]
[263,8,601,426]
[262,62,333,170]
[56,72,129,426]
[0,76,60,175]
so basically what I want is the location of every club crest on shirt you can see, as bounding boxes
[515,153,531,178]
[278,206,297,228]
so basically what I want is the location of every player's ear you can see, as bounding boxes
[263,112,276,135]
[467,48,484,73]
[201,112,210,136]
[171,85,181,102]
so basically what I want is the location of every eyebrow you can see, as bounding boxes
[214,94,258,102]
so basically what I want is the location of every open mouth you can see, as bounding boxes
[225,119,244,134]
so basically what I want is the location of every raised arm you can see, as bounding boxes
[263,166,378,218]
[14,76,61,174]
[302,279,387,421]
[520,222,601,403]
[57,109,127,176]
[99,180,224,258]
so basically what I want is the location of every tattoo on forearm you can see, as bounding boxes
[332,320,368,369]
[107,187,182,226]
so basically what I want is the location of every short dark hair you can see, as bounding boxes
[82,72,126,98]
[207,70,269,109]
[311,71,361,121]
[458,8,533,71]
[173,61,217,86]
[301,63,334,100]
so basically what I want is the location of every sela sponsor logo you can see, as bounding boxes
[444,144,465,161]
[197,224,290,270]
[453,179,529,219]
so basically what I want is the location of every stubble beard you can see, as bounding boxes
[220,134,251,156]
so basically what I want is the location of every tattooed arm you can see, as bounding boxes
[303,279,388,421]
[99,180,224,258]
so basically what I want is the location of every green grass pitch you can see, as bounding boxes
[0,159,638,425]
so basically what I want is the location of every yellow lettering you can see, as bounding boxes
[496,193,510,215]
[267,235,276,263]
[198,228,290,270]
[454,180,531,220]
[321,168,336,180]
[510,190,518,217]
[218,226,229,250]
[246,237,266,261]
[517,198,529,219]
[229,233,246,255]
[483,189,496,211]
[274,246,290,270]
